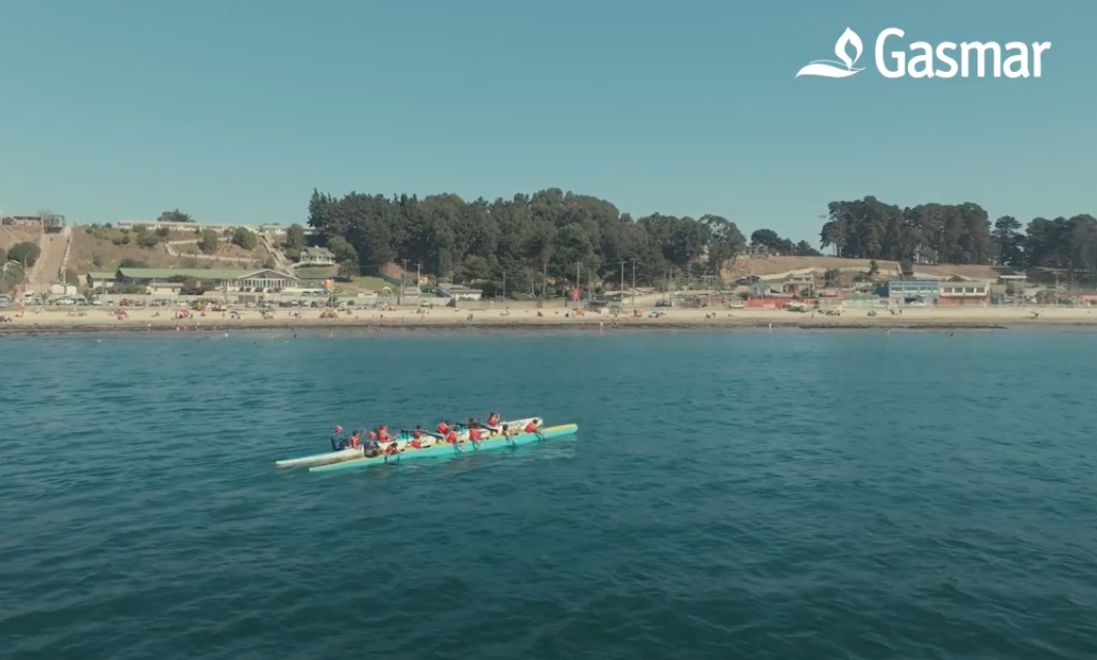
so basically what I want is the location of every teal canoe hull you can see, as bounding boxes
[308,423,578,473]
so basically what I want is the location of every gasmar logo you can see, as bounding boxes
[796,27,1051,79]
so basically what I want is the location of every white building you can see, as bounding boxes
[299,247,336,266]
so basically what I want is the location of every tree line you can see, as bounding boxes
[304,188,817,289]
[303,189,1097,289]
[821,196,1097,275]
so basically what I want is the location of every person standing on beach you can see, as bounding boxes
[330,426,346,451]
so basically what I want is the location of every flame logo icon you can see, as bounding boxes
[796,28,865,78]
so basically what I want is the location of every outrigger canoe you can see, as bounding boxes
[308,423,578,473]
[274,418,541,468]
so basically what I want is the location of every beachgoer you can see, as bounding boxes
[331,425,346,451]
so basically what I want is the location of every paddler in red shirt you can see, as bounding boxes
[347,429,361,448]
[468,424,482,444]
[523,419,541,434]
[445,427,458,444]
[377,425,392,443]
[437,420,450,436]
[409,425,424,448]
[486,412,500,428]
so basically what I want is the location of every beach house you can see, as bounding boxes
[938,282,990,306]
[886,279,940,304]
[299,247,336,266]
[116,267,299,292]
[85,271,118,289]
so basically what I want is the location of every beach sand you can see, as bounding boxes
[2,302,1094,333]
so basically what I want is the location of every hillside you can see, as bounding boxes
[732,255,1004,281]
[67,226,280,272]
[0,225,42,250]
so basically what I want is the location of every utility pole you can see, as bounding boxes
[542,261,548,299]
[575,262,581,307]
[502,271,506,299]
[619,261,625,306]
[631,258,637,306]
[401,258,409,305]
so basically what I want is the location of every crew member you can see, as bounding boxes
[364,433,381,457]
[331,425,347,451]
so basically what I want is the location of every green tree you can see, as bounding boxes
[285,224,306,254]
[327,236,358,264]
[118,258,149,268]
[337,260,360,280]
[198,229,219,254]
[0,246,6,264]
[231,227,258,250]
[136,232,160,248]
[8,242,41,267]
[161,209,194,223]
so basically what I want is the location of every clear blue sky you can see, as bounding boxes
[0,0,1091,242]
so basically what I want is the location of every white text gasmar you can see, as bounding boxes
[875,28,1050,79]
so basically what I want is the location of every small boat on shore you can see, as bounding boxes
[308,423,578,474]
[275,418,542,468]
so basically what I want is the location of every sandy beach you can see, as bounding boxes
[2,302,1096,333]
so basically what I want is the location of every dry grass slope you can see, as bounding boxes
[732,256,1002,280]
[67,227,279,272]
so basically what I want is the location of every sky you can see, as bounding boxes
[0,0,1092,242]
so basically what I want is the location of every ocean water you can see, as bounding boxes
[1,328,1096,660]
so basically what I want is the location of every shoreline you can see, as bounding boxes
[3,305,1096,335]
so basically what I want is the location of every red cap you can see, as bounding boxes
[334,425,343,432]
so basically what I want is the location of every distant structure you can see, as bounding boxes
[118,218,315,237]
[298,247,336,266]
[1,213,66,232]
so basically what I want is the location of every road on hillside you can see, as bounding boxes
[28,227,71,292]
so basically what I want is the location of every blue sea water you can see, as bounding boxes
[1,328,1096,660]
